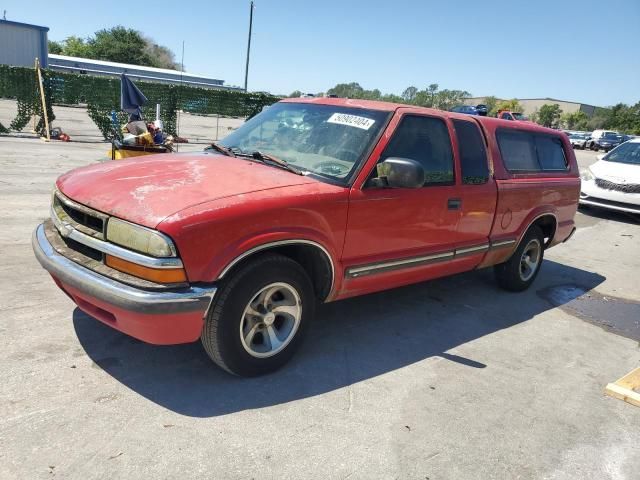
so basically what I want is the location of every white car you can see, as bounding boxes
[580,138,640,214]
[569,133,589,149]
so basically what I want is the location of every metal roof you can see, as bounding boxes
[0,19,49,32]
[48,54,222,82]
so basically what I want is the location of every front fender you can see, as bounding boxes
[157,186,349,288]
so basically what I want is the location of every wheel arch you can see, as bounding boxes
[217,240,335,301]
[519,212,558,250]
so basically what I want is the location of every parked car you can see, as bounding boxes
[590,132,626,152]
[451,105,478,115]
[580,138,640,214]
[476,104,488,116]
[497,110,531,122]
[569,133,589,149]
[586,130,617,151]
[32,98,579,376]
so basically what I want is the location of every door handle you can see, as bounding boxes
[448,198,461,210]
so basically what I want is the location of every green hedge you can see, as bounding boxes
[0,65,279,138]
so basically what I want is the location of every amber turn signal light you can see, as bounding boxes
[105,255,187,283]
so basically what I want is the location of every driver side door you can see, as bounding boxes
[340,111,463,298]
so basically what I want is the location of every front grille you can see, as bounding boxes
[53,194,105,236]
[63,235,103,261]
[595,178,640,194]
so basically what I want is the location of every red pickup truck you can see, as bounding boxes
[33,98,579,376]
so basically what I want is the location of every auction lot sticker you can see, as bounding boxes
[327,113,375,130]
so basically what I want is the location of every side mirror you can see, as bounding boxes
[371,157,425,189]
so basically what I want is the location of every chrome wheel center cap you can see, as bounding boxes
[263,312,276,326]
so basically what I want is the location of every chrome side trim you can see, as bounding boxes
[51,205,183,269]
[489,239,517,249]
[455,244,489,255]
[33,224,215,315]
[346,251,455,278]
[218,240,336,297]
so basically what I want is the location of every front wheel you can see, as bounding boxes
[494,226,544,292]
[201,253,315,376]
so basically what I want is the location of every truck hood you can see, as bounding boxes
[56,153,317,227]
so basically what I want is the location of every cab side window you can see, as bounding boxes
[453,119,489,184]
[381,115,454,185]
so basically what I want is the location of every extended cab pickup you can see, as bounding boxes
[33,98,580,376]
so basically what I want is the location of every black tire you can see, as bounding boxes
[201,253,315,376]
[494,226,545,292]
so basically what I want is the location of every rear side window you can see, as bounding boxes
[497,130,539,171]
[535,136,567,170]
[497,130,568,172]
[382,115,454,185]
[453,119,489,184]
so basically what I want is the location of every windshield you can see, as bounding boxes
[512,112,527,120]
[219,103,390,182]
[604,142,640,165]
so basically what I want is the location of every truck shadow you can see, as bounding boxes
[73,259,605,418]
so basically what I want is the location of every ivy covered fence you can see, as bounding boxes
[0,65,279,138]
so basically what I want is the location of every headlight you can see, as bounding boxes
[580,168,594,182]
[106,218,176,257]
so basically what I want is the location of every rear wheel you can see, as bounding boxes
[201,253,314,376]
[494,226,544,292]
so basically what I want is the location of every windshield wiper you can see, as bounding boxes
[206,142,236,157]
[235,150,304,175]
[253,151,304,175]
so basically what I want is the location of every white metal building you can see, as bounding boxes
[48,54,240,90]
[0,19,49,67]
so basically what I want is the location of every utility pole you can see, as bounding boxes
[244,1,254,92]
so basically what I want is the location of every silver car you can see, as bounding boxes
[569,133,589,150]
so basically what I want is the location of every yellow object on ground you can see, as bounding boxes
[605,367,640,407]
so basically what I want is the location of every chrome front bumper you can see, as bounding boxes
[32,224,217,315]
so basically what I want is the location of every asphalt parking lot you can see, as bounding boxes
[1,127,639,479]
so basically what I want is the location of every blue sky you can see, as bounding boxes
[3,0,639,106]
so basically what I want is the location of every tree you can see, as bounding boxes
[143,37,180,70]
[62,36,93,58]
[427,83,439,106]
[401,86,418,103]
[326,82,365,98]
[288,90,302,98]
[561,111,589,130]
[492,99,522,117]
[48,40,63,54]
[483,96,498,115]
[47,27,179,69]
[433,89,471,111]
[90,27,158,67]
[537,103,562,128]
